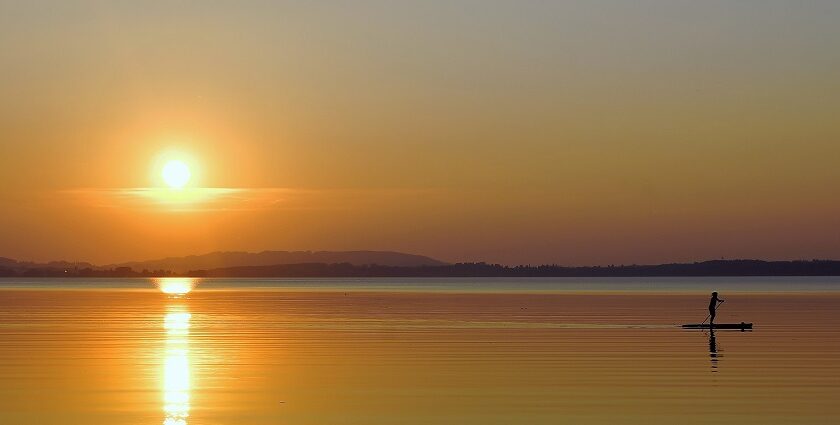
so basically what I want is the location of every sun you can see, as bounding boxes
[162,160,191,189]
[157,278,196,295]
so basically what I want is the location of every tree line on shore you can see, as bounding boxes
[2,259,840,278]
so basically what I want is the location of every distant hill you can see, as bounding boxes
[3,256,840,278]
[103,250,448,273]
[188,259,840,278]
[0,257,97,275]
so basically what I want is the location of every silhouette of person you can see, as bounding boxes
[709,291,724,325]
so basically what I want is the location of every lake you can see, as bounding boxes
[1,277,838,424]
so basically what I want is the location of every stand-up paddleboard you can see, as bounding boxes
[681,322,752,330]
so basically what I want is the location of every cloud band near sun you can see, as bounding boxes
[62,187,300,212]
[61,187,440,213]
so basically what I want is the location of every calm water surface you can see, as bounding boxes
[1,277,838,424]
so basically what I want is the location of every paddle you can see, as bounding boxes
[700,300,724,325]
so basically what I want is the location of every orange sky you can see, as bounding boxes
[1,2,839,265]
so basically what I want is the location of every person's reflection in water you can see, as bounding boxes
[163,306,192,425]
[708,328,719,372]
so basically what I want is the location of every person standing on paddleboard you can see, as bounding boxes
[709,292,724,325]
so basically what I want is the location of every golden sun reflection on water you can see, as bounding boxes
[163,307,192,425]
[157,278,197,296]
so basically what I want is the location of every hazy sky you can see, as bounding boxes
[1,1,839,265]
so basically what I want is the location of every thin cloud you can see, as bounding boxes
[62,187,304,212]
[61,187,441,212]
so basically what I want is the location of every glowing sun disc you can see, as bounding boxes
[162,160,191,189]
[157,278,196,295]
